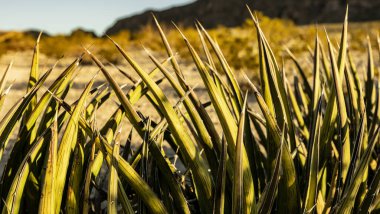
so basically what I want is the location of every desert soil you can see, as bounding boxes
[0,49,228,145]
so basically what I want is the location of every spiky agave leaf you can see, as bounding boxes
[38,114,58,214]
[244,74,300,213]
[177,27,256,213]
[108,131,120,214]
[0,66,53,160]
[1,125,52,214]
[232,93,248,214]
[103,39,215,213]
[54,73,96,213]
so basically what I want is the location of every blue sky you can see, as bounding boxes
[0,0,194,35]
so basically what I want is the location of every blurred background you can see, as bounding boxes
[0,0,378,68]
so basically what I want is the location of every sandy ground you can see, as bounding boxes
[0,48,375,146]
[0,50,229,145]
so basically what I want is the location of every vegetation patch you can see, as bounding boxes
[0,8,379,213]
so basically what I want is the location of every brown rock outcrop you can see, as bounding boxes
[105,0,380,35]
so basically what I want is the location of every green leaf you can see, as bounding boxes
[1,127,51,214]
[97,136,168,213]
[337,126,380,212]
[0,67,53,160]
[38,114,58,214]
[303,93,322,213]
[213,136,227,214]
[232,94,248,214]
[106,39,214,213]
[244,75,300,213]
[258,131,284,214]
[108,132,120,214]
[54,74,96,213]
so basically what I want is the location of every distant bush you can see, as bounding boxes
[0,11,378,70]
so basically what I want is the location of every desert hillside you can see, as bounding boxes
[106,0,380,34]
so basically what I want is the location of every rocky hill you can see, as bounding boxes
[106,0,380,35]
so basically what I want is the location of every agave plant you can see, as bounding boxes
[0,6,379,214]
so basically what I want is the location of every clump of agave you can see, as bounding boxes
[0,6,379,214]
